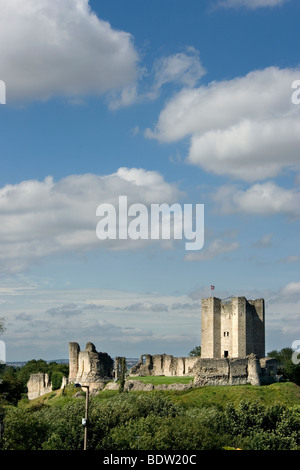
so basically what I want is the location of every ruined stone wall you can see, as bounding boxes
[68,342,114,391]
[27,373,52,400]
[130,354,198,377]
[129,353,274,387]
[27,373,68,400]
[190,354,262,386]
[69,342,80,382]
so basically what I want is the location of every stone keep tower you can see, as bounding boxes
[201,297,265,359]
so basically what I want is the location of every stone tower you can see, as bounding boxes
[69,342,80,382]
[68,342,114,390]
[201,297,265,359]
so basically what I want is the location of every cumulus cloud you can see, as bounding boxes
[0,0,139,102]
[123,302,169,312]
[212,182,300,218]
[0,168,182,273]
[109,47,205,109]
[279,255,300,263]
[171,302,201,310]
[217,0,290,8]
[253,233,273,248]
[146,66,300,181]
[46,302,100,317]
[152,48,205,93]
[2,284,205,359]
[185,238,239,261]
[280,281,300,297]
[188,117,300,181]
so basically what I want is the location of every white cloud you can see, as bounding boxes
[280,281,300,297]
[253,233,273,248]
[152,48,205,92]
[279,255,300,263]
[123,302,169,312]
[1,284,203,359]
[217,0,290,8]
[109,47,205,109]
[212,182,300,217]
[185,238,239,261]
[0,168,182,273]
[146,66,300,181]
[188,117,300,181]
[0,0,139,102]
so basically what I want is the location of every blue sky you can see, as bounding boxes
[0,0,300,361]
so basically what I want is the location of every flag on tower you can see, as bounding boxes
[211,285,215,290]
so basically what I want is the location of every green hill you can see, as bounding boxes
[24,380,300,410]
[168,382,300,408]
[2,381,299,450]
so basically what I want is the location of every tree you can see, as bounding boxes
[189,346,201,357]
[0,367,25,405]
[0,317,5,335]
[17,359,49,386]
[268,348,300,386]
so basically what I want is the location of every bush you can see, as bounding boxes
[1,408,48,450]
[0,392,299,450]
[51,371,64,390]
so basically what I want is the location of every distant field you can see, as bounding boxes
[129,376,194,385]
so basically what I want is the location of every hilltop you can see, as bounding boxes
[23,380,300,410]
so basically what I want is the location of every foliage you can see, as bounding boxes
[189,346,201,357]
[268,348,300,385]
[0,368,25,406]
[0,387,299,451]
[220,400,300,450]
[17,359,69,387]
[0,360,69,404]
[51,371,64,390]
[0,317,5,335]
[0,346,300,450]
[0,407,48,450]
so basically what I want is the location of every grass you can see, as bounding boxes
[166,382,300,409]
[19,380,300,411]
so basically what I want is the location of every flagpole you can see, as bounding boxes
[210,285,215,297]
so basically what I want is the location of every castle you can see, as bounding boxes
[129,296,277,388]
[201,296,265,359]
[27,296,279,398]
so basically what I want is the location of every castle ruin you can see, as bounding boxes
[27,295,278,399]
[201,297,265,359]
[129,296,278,386]
[69,341,114,391]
